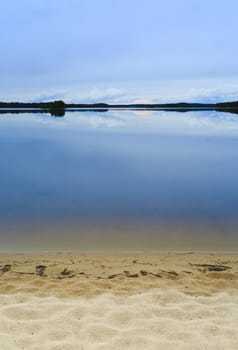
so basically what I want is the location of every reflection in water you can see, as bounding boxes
[0,110,238,252]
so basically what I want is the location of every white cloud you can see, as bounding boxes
[1,78,238,105]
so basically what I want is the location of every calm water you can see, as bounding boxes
[0,109,238,252]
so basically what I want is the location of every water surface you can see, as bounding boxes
[0,109,238,251]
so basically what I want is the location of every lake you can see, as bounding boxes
[0,109,238,252]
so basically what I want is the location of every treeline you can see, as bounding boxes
[1,99,238,113]
[0,100,66,116]
[1,100,238,108]
[0,100,65,108]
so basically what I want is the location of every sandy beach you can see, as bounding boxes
[0,252,238,349]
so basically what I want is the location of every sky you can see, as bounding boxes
[1,0,238,103]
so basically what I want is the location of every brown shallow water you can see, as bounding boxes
[1,219,238,253]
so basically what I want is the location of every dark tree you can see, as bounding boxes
[46,100,66,117]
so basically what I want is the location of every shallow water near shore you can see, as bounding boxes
[0,109,238,252]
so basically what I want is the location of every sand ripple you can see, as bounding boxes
[0,290,238,350]
[0,253,238,349]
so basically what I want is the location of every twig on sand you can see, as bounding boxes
[189,263,231,272]
[0,265,11,275]
[35,265,47,277]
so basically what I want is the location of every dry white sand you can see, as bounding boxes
[0,253,238,350]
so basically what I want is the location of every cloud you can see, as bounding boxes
[77,86,127,103]
[1,79,238,105]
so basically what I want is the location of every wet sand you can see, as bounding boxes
[0,252,238,349]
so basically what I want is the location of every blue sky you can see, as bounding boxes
[1,0,238,103]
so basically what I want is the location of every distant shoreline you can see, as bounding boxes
[1,99,238,116]
[1,99,238,109]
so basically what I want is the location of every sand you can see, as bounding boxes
[0,252,238,349]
